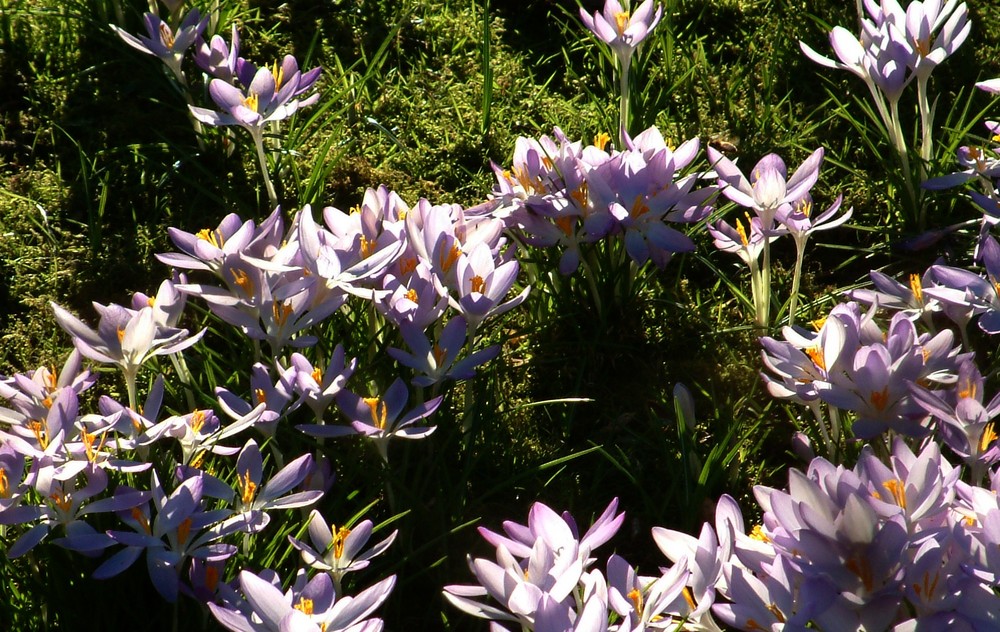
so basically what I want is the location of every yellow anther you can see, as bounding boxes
[158,22,175,49]
[555,216,574,237]
[242,92,259,113]
[735,218,750,247]
[240,470,257,505]
[432,343,447,367]
[909,273,923,304]
[405,288,419,304]
[627,588,643,613]
[44,366,57,390]
[682,586,697,611]
[294,597,314,615]
[882,479,906,509]
[131,506,151,534]
[42,396,53,409]
[870,387,889,412]
[980,422,998,454]
[50,490,72,513]
[811,316,827,332]
[845,554,874,592]
[360,235,376,259]
[231,268,254,297]
[363,397,388,430]
[311,368,323,384]
[190,410,207,434]
[28,420,48,450]
[796,199,812,218]
[254,388,267,405]
[177,517,193,546]
[470,275,486,294]
[196,228,223,248]
[749,524,770,543]
[190,450,206,470]
[0,469,9,498]
[117,327,126,344]
[805,346,826,372]
[630,195,650,218]
[614,11,630,35]
[204,565,220,592]
[332,524,351,559]
[440,244,462,272]
[570,182,589,208]
[592,132,611,151]
[272,301,293,326]
[83,429,107,463]
[958,377,977,401]
[766,603,786,623]
[271,61,285,91]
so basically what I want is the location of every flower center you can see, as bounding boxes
[242,92,259,113]
[240,469,257,505]
[158,22,175,49]
[439,244,462,273]
[614,11,630,35]
[870,387,890,412]
[909,273,923,304]
[882,478,906,509]
[363,397,388,430]
[190,410,207,434]
[196,228,224,248]
[592,132,610,151]
[271,61,285,91]
[231,268,255,298]
[470,275,485,294]
[294,597,314,615]
[332,524,351,559]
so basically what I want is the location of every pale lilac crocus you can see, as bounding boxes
[297,378,441,462]
[288,509,397,595]
[580,0,662,145]
[208,569,395,632]
[189,60,320,206]
[777,193,852,326]
[111,9,207,84]
[229,439,323,533]
[50,301,204,411]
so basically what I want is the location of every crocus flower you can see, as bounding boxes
[111,9,208,82]
[387,317,500,388]
[297,378,441,462]
[208,569,395,632]
[579,0,662,70]
[98,473,240,602]
[228,439,323,532]
[189,63,319,136]
[708,147,824,228]
[288,509,397,594]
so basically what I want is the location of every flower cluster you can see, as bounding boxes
[489,126,714,274]
[444,498,699,631]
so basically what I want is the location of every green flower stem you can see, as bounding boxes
[618,57,631,149]
[788,240,806,328]
[252,131,279,209]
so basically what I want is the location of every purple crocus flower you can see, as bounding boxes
[208,569,395,632]
[111,9,208,82]
[229,439,323,533]
[387,316,500,388]
[579,0,662,70]
[97,472,241,602]
[297,378,442,462]
[708,147,824,228]
[288,509,397,594]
